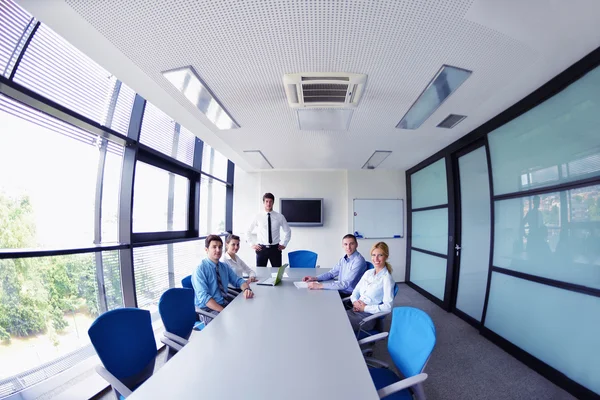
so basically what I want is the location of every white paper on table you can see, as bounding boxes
[293,281,308,289]
[272,272,289,278]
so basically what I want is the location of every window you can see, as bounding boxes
[133,240,203,312]
[0,0,33,77]
[0,251,122,397]
[0,94,123,249]
[132,162,189,232]
[201,143,228,181]
[139,103,196,166]
[199,176,227,236]
[12,24,134,132]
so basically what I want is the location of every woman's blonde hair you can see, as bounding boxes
[370,242,392,273]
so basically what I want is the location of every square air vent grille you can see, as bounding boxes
[437,114,467,129]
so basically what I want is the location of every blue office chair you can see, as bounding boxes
[366,261,374,270]
[358,307,436,399]
[88,308,157,399]
[181,274,235,324]
[344,282,400,340]
[159,288,203,360]
[288,250,318,268]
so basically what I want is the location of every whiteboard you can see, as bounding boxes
[353,199,404,239]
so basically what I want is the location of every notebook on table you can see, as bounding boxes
[257,263,288,286]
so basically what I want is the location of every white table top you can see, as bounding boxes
[128,268,379,400]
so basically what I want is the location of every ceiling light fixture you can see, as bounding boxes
[243,150,273,169]
[162,66,240,130]
[362,151,392,169]
[396,65,472,130]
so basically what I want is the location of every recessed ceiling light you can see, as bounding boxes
[396,65,472,130]
[297,108,354,130]
[162,66,240,130]
[243,150,273,169]
[362,151,392,169]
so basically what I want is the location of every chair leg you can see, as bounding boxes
[412,382,426,400]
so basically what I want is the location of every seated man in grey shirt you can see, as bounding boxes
[302,234,366,298]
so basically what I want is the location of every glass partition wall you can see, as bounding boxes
[406,52,600,399]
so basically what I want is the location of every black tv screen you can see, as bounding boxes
[280,198,323,226]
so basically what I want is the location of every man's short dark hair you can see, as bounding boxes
[263,192,275,202]
[343,234,357,243]
[225,234,240,244]
[205,234,223,248]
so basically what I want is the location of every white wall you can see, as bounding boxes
[233,168,406,281]
[347,170,407,282]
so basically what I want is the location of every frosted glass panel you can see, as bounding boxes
[411,158,448,208]
[494,185,600,290]
[410,250,446,300]
[485,272,600,394]
[412,208,448,255]
[489,66,600,195]
[456,147,491,321]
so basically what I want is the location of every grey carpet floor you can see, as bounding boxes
[94,283,576,400]
[368,283,575,400]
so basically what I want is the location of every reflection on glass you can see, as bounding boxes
[410,250,447,301]
[489,65,600,195]
[162,66,239,130]
[132,162,189,232]
[411,208,449,255]
[396,65,471,130]
[494,184,600,289]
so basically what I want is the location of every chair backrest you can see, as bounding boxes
[288,250,318,268]
[366,261,374,270]
[181,275,193,289]
[159,288,196,340]
[88,308,157,381]
[393,283,399,298]
[387,307,436,378]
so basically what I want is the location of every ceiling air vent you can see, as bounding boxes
[284,73,367,108]
[437,114,467,129]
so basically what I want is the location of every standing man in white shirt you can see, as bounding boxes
[246,192,291,268]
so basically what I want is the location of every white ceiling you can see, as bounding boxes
[18,0,600,171]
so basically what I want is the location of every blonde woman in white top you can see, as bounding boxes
[347,241,396,332]
[222,234,258,282]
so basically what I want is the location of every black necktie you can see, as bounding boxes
[268,212,273,245]
[215,265,228,303]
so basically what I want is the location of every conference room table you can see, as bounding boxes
[127,267,380,399]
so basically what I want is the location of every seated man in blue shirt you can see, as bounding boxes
[192,234,254,324]
[302,234,366,299]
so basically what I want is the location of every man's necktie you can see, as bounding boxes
[215,265,228,302]
[268,212,273,245]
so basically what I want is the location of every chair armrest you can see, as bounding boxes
[160,336,184,352]
[342,296,352,302]
[227,288,239,297]
[196,309,217,321]
[95,365,133,398]
[163,331,189,346]
[364,357,389,369]
[357,332,388,346]
[377,373,428,399]
[359,311,390,325]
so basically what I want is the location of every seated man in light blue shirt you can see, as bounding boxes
[302,234,366,298]
[192,234,254,324]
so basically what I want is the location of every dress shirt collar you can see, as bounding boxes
[344,250,360,261]
[224,252,236,262]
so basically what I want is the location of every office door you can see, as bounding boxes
[452,142,491,323]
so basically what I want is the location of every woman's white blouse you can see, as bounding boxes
[350,268,395,314]
[222,252,256,278]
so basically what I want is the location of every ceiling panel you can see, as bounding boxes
[23,0,600,170]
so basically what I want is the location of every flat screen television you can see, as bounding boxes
[280,198,323,227]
